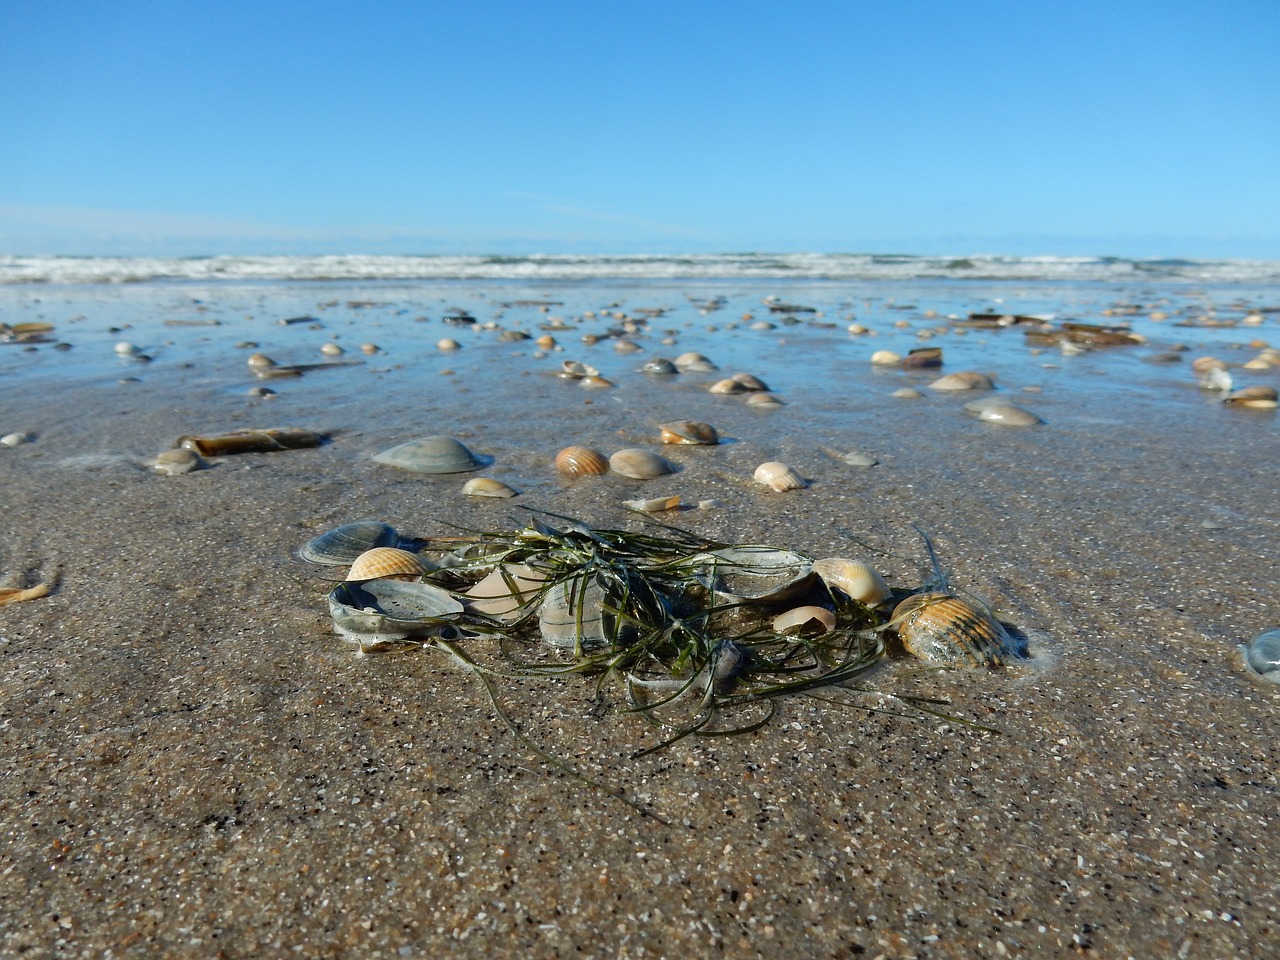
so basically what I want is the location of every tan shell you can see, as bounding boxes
[556,445,609,477]
[1191,356,1227,374]
[870,350,901,365]
[753,461,806,491]
[465,564,547,621]
[320,342,344,357]
[812,558,891,607]
[658,420,719,445]
[975,403,1042,426]
[730,372,769,391]
[437,338,461,351]
[893,592,1019,668]
[461,477,518,498]
[1224,385,1279,408]
[609,448,674,480]
[772,605,836,636]
[622,496,681,513]
[346,547,431,582]
[746,392,785,408]
[709,378,747,395]
[579,375,615,389]
[246,352,277,370]
[929,371,994,391]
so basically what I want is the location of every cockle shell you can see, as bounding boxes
[555,445,609,477]
[346,547,432,581]
[709,378,747,395]
[812,558,891,607]
[609,448,674,479]
[300,521,414,565]
[753,461,806,491]
[373,436,486,473]
[658,420,719,445]
[461,477,518,498]
[892,592,1021,667]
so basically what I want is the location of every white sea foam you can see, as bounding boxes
[2,253,1279,285]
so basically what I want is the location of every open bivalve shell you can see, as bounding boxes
[693,547,815,603]
[372,436,487,473]
[327,579,464,649]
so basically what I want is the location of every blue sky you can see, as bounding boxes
[2,0,1277,258]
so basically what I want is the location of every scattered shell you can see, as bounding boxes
[1191,356,1227,374]
[622,495,681,513]
[730,372,769,391]
[328,579,463,648]
[610,448,674,480]
[709,378,747,395]
[372,436,486,473]
[346,547,432,581]
[461,477,518,498]
[1199,367,1233,392]
[1242,627,1280,683]
[246,352,278,370]
[746,392,785,408]
[360,343,380,354]
[613,339,642,354]
[753,461,806,491]
[179,428,324,456]
[695,547,815,603]
[870,350,902,365]
[975,403,1042,426]
[535,335,557,349]
[902,347,943,369]
[114,341,141,356]
[893,592,1021,667]
[1,432,33,447]
[153,447,205,476]
[813,558,891,607]
[0,583,51,607]
[247,385,277,399]
[772,605,836,636]
[555,445,609,477]
[320,342,344,357]
[675,352,716,371]
[930,371,994,391]
[1223,385,1278,408]
[437,338,461,351]
[465,564,547,621]
[658,420,719,445]
[839,450,879,468]
[299,521,414,565]
[642,358,678,375]
[579,375,615,389]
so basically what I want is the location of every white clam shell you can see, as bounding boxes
[772,605,836,636]
[461,477,518,498]
[812,558,891,607]
[609,448,674,480]
[753,461,806,491]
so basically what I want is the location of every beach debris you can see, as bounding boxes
[372,436,487,473]
[555,445,609,477]
[753,461,806,492]
[871,350,902,365]
[642,357,678,375]
[609,448,674,480]
[1241,627,1280,683]
[658,420,719,445]
[0,583,51,607]
[153,447,205,475]
[299,521,424,565]
[0,322,56,343]
[773,605,836,636]
[622,495,681,513]
[462,477,519,498]
[178,428,326,456]
[346,547,433,582]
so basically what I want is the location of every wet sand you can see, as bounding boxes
[1,280,1278,958]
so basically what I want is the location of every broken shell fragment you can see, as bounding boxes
[694,547,815,603]
[179,428,325,456]
[813,558,891,607]
[753,461,806,491]
[658,420,719,445]
[346,547,432,582]
[773,605,837,636]
[372,436,486,473]
[0,583,51,607]
[464,564,547,622]
[610,448,674,480]
[622,495,681,513]
[555,445,609,477]
[461,477,518,498]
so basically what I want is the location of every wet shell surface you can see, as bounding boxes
[328,579,463,647]
[153,447,205,476]
[642,357,678,375]
[1242,627,1280,683]
[346,547,432,582]
[746,392,785,408]
[465,564,547,622]
[675,352,716,371]
[730,372,769,391]
[709,378,747,395]
[658,420,719,445]
[622,495,681,513]
[372,436,486,473]
[300,521,401,564]
[813,558,891,607]
[930,371,995,391]
[538,573,626,651]
[555,445,609,477]
[773,605,836,636]
[753,461,806,491]
[695,547,815,603]
[461,477,518,498]
[892,592,1022,667]
[974,403,1042,426]
[609,448,674,480]
[870,350,902,365]
[1223,385,1278,408]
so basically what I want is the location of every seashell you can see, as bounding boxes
[555,445,609,477]
[246,352,277,370]
[1190,356,1227,374]
[613,339,641,354]
[299,521,416,565]
[461,477,518,498]
[0,583,50,607]
[746,392,785,408]
[675,352,716,371]
[464,563,547,621]
[538,572,629,651]
[658,420,719,445]
[753,461,806,491]
[114,341,141,356]
[437,338,461,351]
[902,347,943,369]
[730,372,769,391]
[535,334,557,349]
[892,592,1021,667]
[1242,627,1280,683]
[975,403,1042,426]
[320,342,344,356]
[1,432,34,447]
[346,547,432,581]
[930,371,994,391]
[179,428,324,456]
[694,547,815,603]
[622,495,681,513]
[642,358,678,375]
[560,360,598,379]
[360,343,380,354]
[709,378,747,395]
[839,450,879,468]
[870,350,902,365]
[813,558,891,607]
[153,447,205,476]
[373,436,486,473]
[247,385,276,399]
[1223,385,1278,408]
[609,448,674,479]
[327,579,463,649]
[579,375,615,389]
[773,605,836,636]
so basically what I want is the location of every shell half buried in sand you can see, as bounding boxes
[892,592,1024,668]
[327,579,464,649]
[372,436,488,473]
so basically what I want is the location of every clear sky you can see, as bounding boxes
[2,0,1277,258]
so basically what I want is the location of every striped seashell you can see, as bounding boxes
[658,420,719,445]
[555,445,609,477]
[892,592,1019,667]
[753,461,806,492]
[346,547,432,582]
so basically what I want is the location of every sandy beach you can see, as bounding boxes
[2,276,1278,958]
